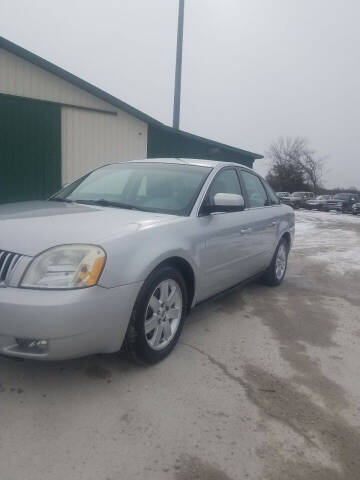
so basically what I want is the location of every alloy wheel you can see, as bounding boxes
[275,243,287,280]
[144,279,183,351]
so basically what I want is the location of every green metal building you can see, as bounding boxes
[0,36,262,204]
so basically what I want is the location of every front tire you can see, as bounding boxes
[260,238,289,286]
[124,266,188,364]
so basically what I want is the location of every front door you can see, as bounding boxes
[197,168,255,300]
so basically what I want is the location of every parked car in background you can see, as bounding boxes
[305,195,332,210]
[283,191,315,209]
[325,193,360,213]
[276,192,290,200]
[0,159,295,364]
[352,202,360,215]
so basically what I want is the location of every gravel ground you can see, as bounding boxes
[1,210,360,480]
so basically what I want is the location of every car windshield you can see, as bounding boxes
[51,162,212,216]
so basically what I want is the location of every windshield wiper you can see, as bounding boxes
[74,199,143,211]
[48,198,74,203]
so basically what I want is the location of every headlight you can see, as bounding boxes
[21,245,106,289]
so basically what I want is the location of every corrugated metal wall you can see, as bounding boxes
[0,47,148,186]
[61,107,147,183]
[148,125,255,168]
[0,48,114,112]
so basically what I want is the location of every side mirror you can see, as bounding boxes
[205,193,245,214]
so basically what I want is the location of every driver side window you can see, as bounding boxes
[241,171,269,208]
[206,169,242,206]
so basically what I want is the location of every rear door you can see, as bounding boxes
[238,169,279,273]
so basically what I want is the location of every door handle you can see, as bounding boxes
[240,227,252,234]
[271,221,278,226]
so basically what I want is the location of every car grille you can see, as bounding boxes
[0,250,22,283]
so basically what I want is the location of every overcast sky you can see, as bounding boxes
[1,0,359,187]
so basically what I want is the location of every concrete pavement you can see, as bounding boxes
[1,210,360,480]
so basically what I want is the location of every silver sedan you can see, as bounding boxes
[0,159,294,363]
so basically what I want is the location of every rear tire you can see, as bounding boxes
[124,266,188,364]
[260,238,289,286]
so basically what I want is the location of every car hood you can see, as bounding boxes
[0,201,178,256]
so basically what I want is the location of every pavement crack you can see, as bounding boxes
[180,341,319,450]
[180,341,248,389]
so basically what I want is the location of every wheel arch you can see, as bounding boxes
[155,256,196,311]
[281,231,291,249]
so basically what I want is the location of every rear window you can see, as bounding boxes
[264,182,280,205]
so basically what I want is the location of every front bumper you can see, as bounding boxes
[0,282,142,360]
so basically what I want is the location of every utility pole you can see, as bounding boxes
[173,0,185,129]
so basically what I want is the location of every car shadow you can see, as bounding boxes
[0,280,268,393]
[0,348,140,393]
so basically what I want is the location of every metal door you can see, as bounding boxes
[0,95,61,204]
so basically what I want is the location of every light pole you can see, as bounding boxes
[173,0,185,130]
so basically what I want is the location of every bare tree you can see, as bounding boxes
[266,137,324,193]
[299,152,324,194]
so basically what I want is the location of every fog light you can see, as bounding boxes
[15,338,48,354]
